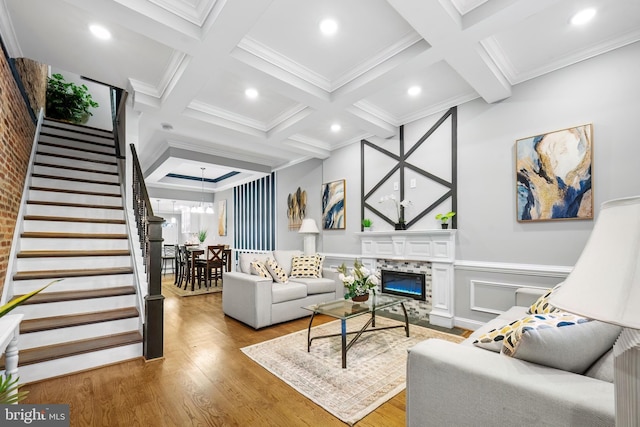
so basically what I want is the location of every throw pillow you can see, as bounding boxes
[290,255,321,278]
[472,315,545,352]
[502,312,621,374]
[265,257,288,283]
[314,253,325,278]
[250,260,271,279]
[528,284,562,314]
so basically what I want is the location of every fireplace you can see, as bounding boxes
[381,270,426,301]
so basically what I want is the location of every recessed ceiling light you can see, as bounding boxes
[245,88,259,99]
[89,24,111,40]
[407,86,422,96]
[571,8,596,26]
[331,123,341,132]
[319,19,338,36]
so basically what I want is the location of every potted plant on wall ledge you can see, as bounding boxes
[362,218,372,231]
[46,73,99,124]
[435,211,456,229]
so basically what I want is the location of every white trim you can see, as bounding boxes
[455,259,572,278]
[468,279,546,315]
[454,316,484,331]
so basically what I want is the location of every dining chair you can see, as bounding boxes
[162,244,176,276]
[197,245,226,288]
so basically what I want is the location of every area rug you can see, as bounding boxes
[241,316,464,425]
[162,282,222,297]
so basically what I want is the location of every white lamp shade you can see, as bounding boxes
[550,196,640,329]
[299,218,319,234]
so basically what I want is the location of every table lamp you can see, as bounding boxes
[550,196,640,427]
[298,218,320,255]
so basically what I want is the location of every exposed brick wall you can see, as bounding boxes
[14,58,47,115]
[0,54,46,295]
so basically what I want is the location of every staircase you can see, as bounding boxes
[5,118,143,384]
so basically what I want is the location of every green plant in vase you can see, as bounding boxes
[46,73,99,124]
[362,218,372,231]
[197,229,208,244]
[435,211,456,229]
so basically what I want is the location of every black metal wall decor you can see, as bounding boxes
[361,107,457,230]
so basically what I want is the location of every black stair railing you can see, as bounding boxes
[130,143,164,359]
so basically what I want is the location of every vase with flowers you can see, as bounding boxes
[379,194,412,230]
[337,259,379,302]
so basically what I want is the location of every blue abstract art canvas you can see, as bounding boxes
[321,179,345,229]
[516,124,593,222]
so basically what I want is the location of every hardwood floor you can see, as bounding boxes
[22,277,407,426]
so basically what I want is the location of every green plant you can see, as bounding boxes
[0,279,61,403]
[337,259,379,300]
[197,229,208,243]
[361,218,372,227]
[46,73,99,123]
[435,211,456,224]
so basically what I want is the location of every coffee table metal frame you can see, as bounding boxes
[304,294,410,368]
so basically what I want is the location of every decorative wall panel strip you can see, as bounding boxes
[234,172,276,251]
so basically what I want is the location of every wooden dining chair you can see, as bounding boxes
[198,245,226,288]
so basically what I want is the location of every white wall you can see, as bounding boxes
[50,67,112,131]
[213,187,235,248]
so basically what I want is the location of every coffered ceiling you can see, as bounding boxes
[1,0,639,210]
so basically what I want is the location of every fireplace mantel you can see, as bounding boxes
[357,229,456,328]
[356,229,456,263]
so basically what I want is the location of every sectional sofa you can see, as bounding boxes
[222,250,343,329]
[407,287,617,426]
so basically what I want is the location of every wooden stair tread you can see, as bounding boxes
[40,132,115,149]
[21,307,139,333]
[15,331,142,366]
[37,150,117,166]
[18,250,130,258]
[23,215,125,224]
[13,267,133,281]
[21,231,127,239]
[34,161,119,176]
[37,141,116,158]
[27,200,123,210]
[42,120,115,138]
[16,286,136,305]
[31,172,120,186]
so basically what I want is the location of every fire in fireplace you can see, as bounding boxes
[381,270,426,301]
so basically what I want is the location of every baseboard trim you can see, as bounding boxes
[454,316,484,331]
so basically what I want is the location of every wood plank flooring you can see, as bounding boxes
[21,277,407,426]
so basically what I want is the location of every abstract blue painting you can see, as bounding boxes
[516,124,593,222]
[321,179,345,229]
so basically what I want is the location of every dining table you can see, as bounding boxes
[185,246,232,291]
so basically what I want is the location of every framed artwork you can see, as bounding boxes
[218,200,227,236]
[516,124,593,222]
[321,179,345,229]
[287,187,307,230]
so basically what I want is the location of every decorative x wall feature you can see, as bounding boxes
[361,107,457,230]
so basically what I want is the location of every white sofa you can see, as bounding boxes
[406,288,617,426]
[222,250,343,329]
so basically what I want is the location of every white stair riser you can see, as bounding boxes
[28,189,122,207]
[35,153,117,173]
[39,134,115,155]
[12,274,135,294]
[18,343,142,385]
[14,294,138,319]
[17,256,132,271]
[30,176,120,194]
[25,204,125,220]
[23,219,126,234]
[35,144,116,164]
[19,317,140,350]
[19,238,129,251]
[41,130,114,146]
[32,165,119,184]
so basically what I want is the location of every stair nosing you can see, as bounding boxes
[27,200,123,210]
[13,267,133,281]
[31,173,120,186]
[16,286,136,305]
[20,307,140,333]
[23,215,125,224]
[17,250,130,258]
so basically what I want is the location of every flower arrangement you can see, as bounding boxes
[337,259,380,300]
[379,194,412,226]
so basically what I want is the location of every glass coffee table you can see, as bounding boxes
[303,294,410,368]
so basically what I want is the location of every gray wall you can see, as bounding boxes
[213,187,235,248]
[275,158,323,251]
[242,41,640,329]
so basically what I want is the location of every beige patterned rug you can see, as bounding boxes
[241,316,464,425]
